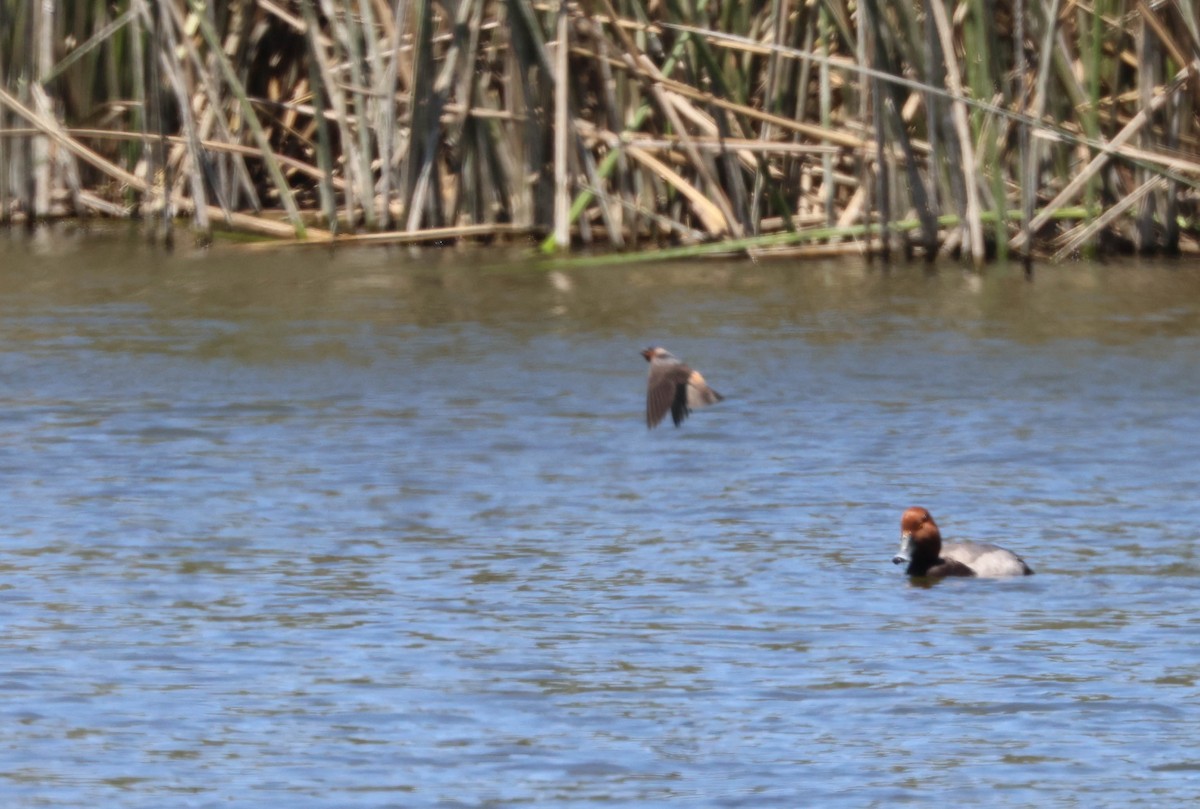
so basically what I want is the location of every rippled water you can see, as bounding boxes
[2,226,1199,807]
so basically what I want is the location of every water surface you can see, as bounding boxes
[2,226,1199,807]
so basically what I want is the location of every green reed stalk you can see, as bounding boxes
[539,0,714,252]
[963,0,1008,259]
[556,206,1094,268]
[301,0,339,233]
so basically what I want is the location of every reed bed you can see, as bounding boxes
[1,0,1198,264]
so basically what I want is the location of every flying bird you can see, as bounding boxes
[641,346,723,428]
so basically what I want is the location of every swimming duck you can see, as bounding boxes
[892,507,1033,578]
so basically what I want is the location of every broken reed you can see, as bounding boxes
[0,0,1197,263]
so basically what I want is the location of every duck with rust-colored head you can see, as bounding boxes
[892,507,1033,578]
[641,346,723,429]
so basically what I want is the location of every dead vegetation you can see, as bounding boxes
[1,0,1198,264]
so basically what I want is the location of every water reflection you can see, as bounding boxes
[1,225,1199,807]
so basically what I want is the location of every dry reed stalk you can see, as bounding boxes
[127,1,151,213]
[591,23,629,246]
[819,5,834,229]
[374,0,410,230]
[553,2,570,247]
[1053,176,1168,260]
[0,101,6,223]
[570,34,869,190]
[0,85,143,193]
[258,0,317,39]
[330,0,378,228]
[658,94,756,174]
[402,0,440,230]
[1011,67,1192,251]
[3,0,1198,258]
[240,221,537,250]
[859,0,888,258]
[541,3,704,251]
[1135,10,1160,251]
[594,0,740,235]
[927,0,984,266]
[749,0,786,234]
[158,0,261,213]
[43,8,138,83]
[75,190,131,218]
[31,0,53,218]
[580,178,708,242]
[313,0,368,228]
[580,130,839,155]
[154,1,211,236]
[622,144,727,236]
[0,82,326,240]
[300,0,339,232]
[0,127,349,190]
[186,0,307,238]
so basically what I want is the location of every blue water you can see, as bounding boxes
[1,228,1199,807]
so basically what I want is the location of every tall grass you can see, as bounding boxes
[0,0,1197,261]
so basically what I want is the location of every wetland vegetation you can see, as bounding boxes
[1,0,1197,263]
